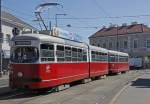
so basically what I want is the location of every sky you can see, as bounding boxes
[3,0,150,42]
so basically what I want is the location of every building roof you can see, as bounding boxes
[1,10,38,30]
[89,23,150,38]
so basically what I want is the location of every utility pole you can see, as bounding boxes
[55,14,67,27]
[0,0,2,77]
[116,25,119,51]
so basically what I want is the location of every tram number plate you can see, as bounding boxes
[15,41,31,45]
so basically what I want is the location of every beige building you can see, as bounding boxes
[1,10,38,58]
[0,10,38,71]
[89,22,150,68]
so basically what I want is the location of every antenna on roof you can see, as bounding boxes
[109,23,116,27]
[131,21,138,25]
[122,23,127,26]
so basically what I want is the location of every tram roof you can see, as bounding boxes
[12,33,88,48]
[89,45,108,53]
[108,50,128,56]
[117,51,129,56]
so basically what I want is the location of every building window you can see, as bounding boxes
[124,41,128,49]
[146,40,150,48]
[133,40,138,48]
[102,43,106,48]
[109,42,112,49]
[116,42,119,49]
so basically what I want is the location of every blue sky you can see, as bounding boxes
[3,0,150,42]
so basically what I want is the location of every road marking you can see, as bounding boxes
[109,75,140,104]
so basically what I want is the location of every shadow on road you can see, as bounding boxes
[0,88,54,100]
[131,78,150,88]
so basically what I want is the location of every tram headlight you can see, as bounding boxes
[17,72,23,77]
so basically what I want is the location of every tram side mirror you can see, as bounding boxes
[12,27,20,36]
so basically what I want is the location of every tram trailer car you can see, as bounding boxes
[9,34,110,90]
[108,50,129,74]
[89,46,108,77]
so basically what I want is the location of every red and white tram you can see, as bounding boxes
[108,50,129,74]
[9,33,129,90]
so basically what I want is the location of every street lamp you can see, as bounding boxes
[55,14,67,27]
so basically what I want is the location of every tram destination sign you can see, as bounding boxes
[15,41,31,45]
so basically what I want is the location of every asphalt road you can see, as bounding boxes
[0,70,141,104]
[113,70,150,104]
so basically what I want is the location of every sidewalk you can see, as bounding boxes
[0,74,9,80]
[113,70,150,104]
[0,75,12,95]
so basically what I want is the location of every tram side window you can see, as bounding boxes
[92,51,100,62]
[83,49,87,61]
[40,44,54,62]
[101,53,108,61]
[97,52,101,61]
[78,49,83,61]
[115,55,118,62]
[119,56,128,62]
[56,45,65,61]
[65,46,71,61]
[126,56,129,62]
[91,51,108,62]
[109,54,116,62]
[91,51,96,61]
[72,48,78,61]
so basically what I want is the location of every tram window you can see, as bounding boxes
[103,53,108,61]
[11,47,39,63]
[91,51,108,62]
[109,54,116,62]
[97,52,101,61]
[65,46,71,61]
[126,56,129,62]
[115,55,118,62]
[72,47,78,62]
[91,51,96,61]
[83,50,87,61]
[101,52,108,61]
[101,52,105,61]
[78,49,83,61]
[119,56,128,62]
[57,45,65,62]
[40,44,54,62]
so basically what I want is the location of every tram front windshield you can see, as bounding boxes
[11,47,39,63]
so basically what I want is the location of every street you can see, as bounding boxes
[0,70,141,104]
[113,70,150,104]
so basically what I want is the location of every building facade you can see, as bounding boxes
[0,10,38,71]
[89,22,150,68]
[1,10,38,58]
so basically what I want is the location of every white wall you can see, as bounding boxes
[1,25,13,51]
